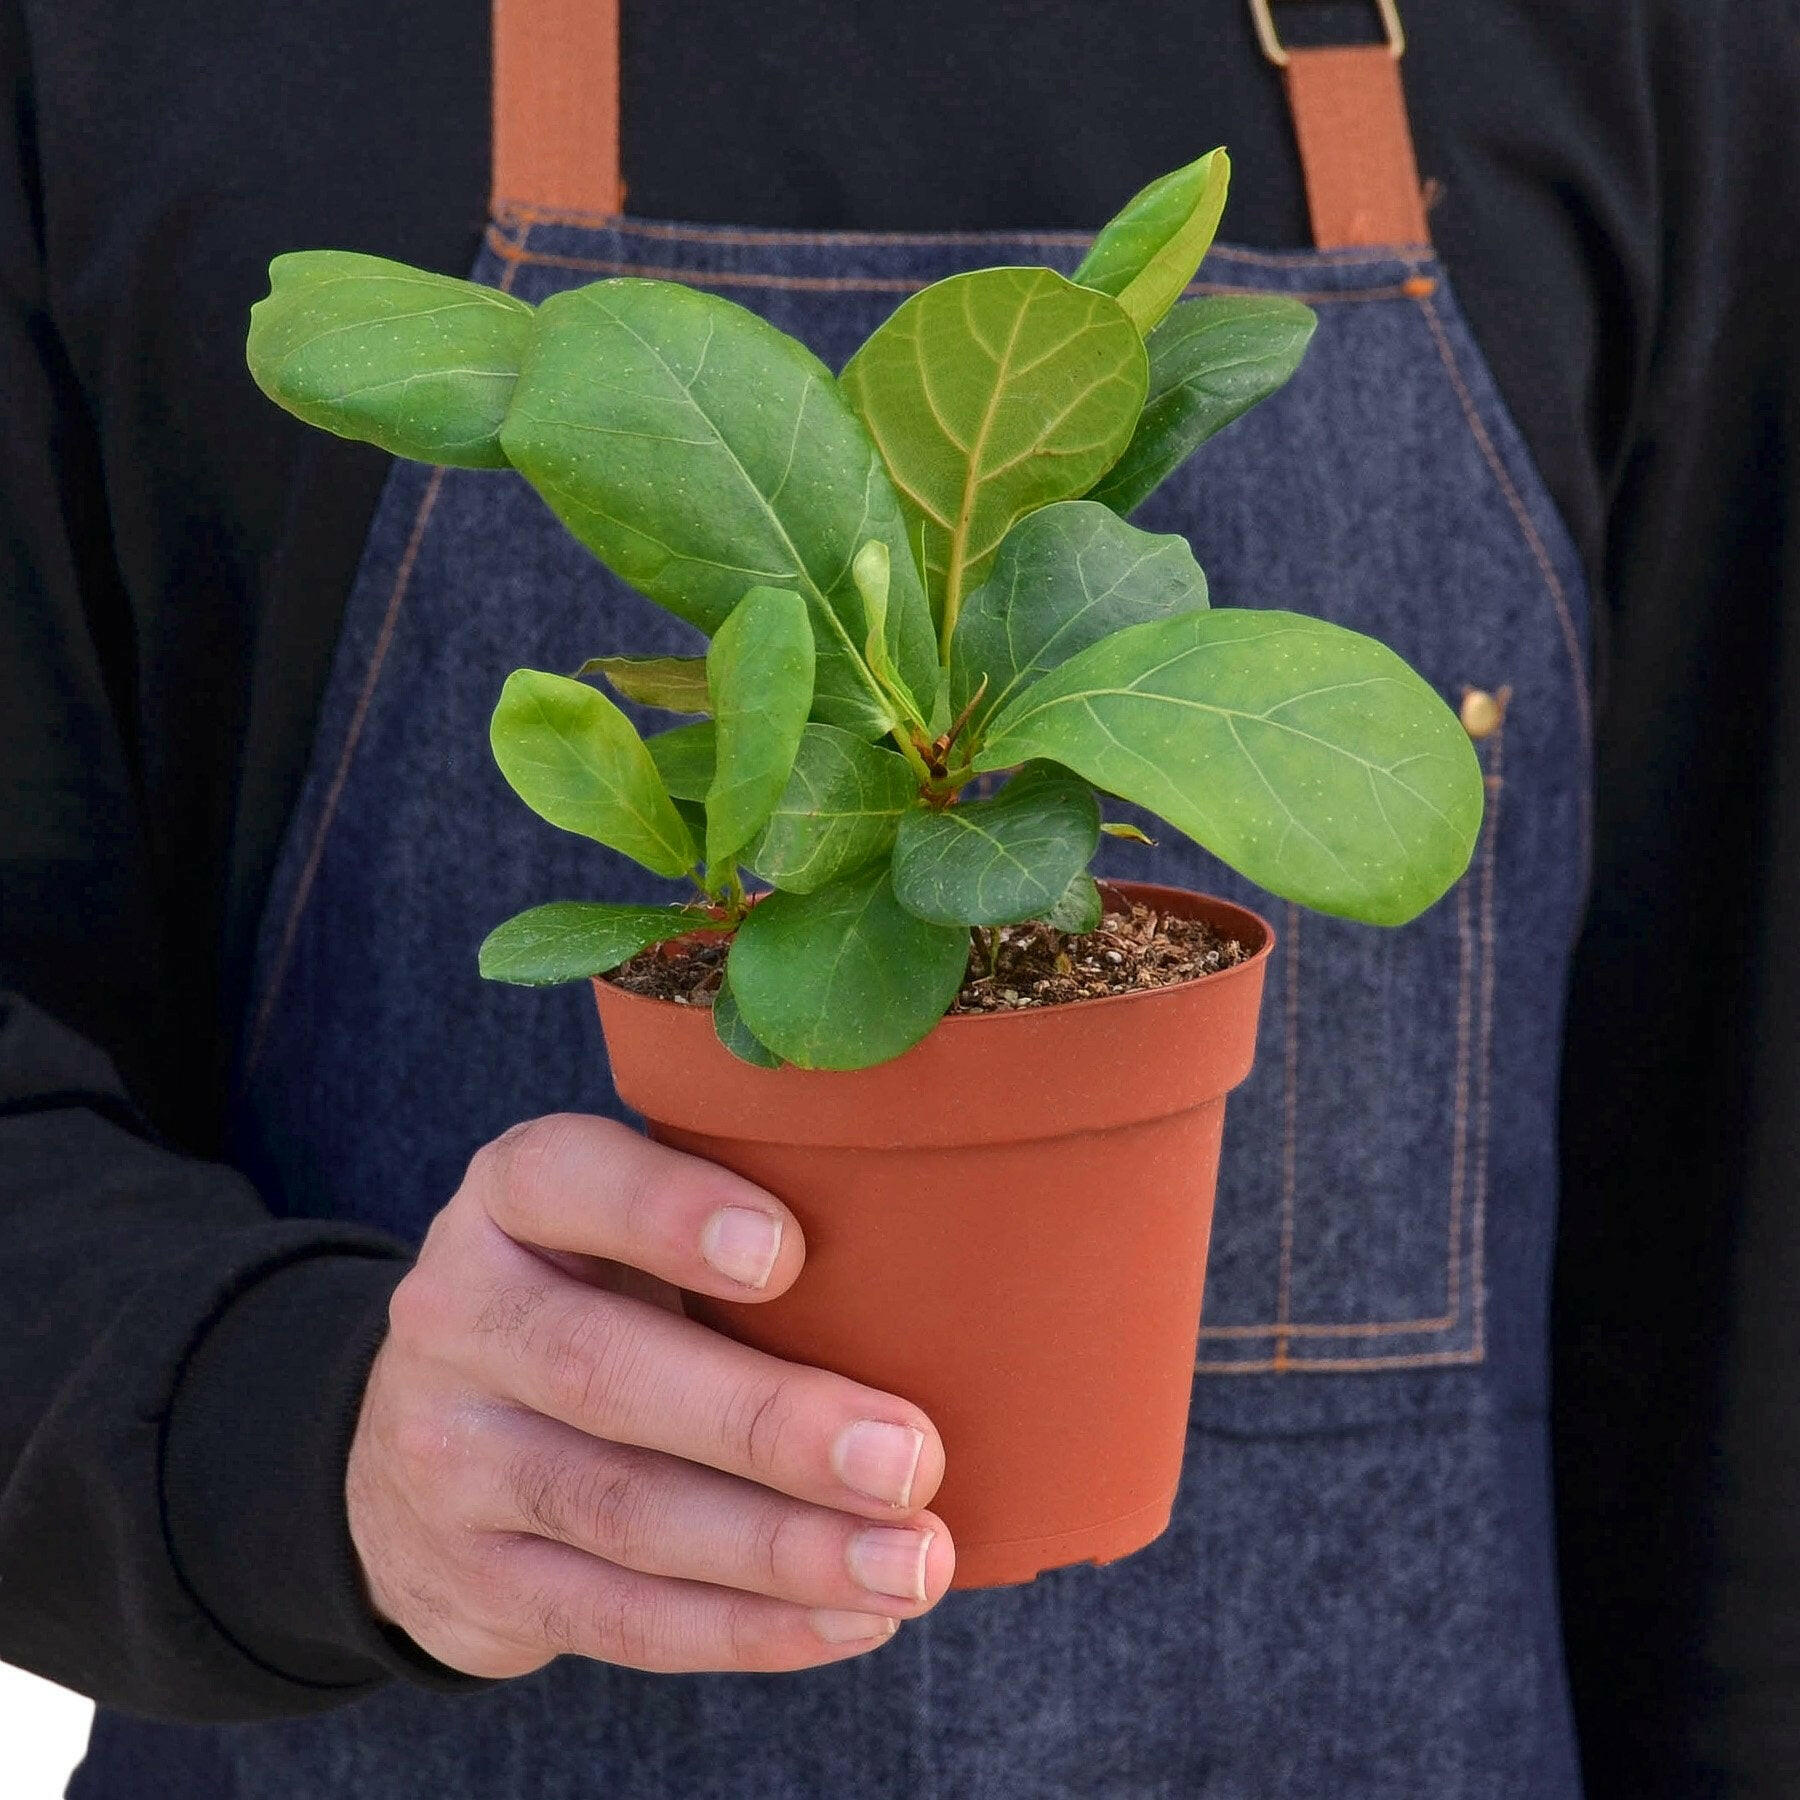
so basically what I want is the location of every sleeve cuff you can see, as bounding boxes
[160,1249,491,1698]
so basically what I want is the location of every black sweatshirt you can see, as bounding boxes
[2,0,1798,1789]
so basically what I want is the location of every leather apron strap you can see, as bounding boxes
[1251,0,1430,248]
[491,0,623,220]
[490,0,1430,249]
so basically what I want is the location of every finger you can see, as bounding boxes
[491,1535,905,1674]
[473,1114,805,1300]
[492,1420,956,1615]
[454,1269,945,1517]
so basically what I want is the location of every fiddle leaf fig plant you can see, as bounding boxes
[247,148,1484,1072]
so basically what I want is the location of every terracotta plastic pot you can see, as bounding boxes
[591,880,1273,1587]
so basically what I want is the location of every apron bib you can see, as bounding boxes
[76,5,1592,1793]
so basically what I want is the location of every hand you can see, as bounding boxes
[346,1113,954,1678]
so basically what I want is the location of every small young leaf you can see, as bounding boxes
[1073,149,1231,337]
[247,252,534,469]
[490,670,697,877]
[705,587,815,871]
[976,610,1484,926]
[478,902,713,985]
[1041,871,1104,934]
[1088,296,1318,516]
[891,763,1101,927]
[713,971,782,1067]
[840,268,1147,648]
[498,279,935,736]
[748,725,920,893]
[645,721,717,801]
[949,500,1208,732]
[853,540,891,671]
[575,655,712,714]
[727,863,970,1070]
[1101,820,1157,846]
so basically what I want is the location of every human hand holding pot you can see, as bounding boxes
[345,1113,955,1677]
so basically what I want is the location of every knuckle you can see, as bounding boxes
[723,1594,800,1673]
[385,1402,461,1486]
[720,1374,801,1480]
[386,1265,453,1349]
[583,1578,662,1671]
[482,1113,585,1229]
[573,1459,661,1568]
[541,1299,635,1425]
[740,1502,805,1595]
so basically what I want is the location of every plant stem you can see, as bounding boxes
[891,726,935,784]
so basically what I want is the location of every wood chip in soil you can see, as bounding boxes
[604,901,1250,1012]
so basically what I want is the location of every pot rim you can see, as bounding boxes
[590,882,1278,1145]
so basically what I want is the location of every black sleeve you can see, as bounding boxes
[0,7,471,1718]
[1551,3,1800,1793]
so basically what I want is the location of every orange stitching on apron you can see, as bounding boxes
[242,248,532,1077]
[1413,288,1591,839]
[489,204,1434,267]
[1272,904,1302,1370]
[1195,717,1506,1369]
[483,225,1429,305]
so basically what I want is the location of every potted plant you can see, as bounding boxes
[248,150,1482,1586]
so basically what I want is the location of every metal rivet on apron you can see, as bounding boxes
[1402,274,1437,298]
[1460,685,1509,739]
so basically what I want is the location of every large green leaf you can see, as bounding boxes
[1042,871,1104,933]
[247,252,534,469]
[490,669,696,877]
[840,267,1147,650]
[892,763,1101,927]
[1073,149,1231,336]
[478,902,712,985]
[498,279,935,736]
[727,864,970,1069]
[645,721,716,801]
[748,725,919,894]
[575,655,711,714]
[976,610,1484,925]
[713,971,782,1067]
[949,500,1208,733]
[1089,296,1318,516]
[705,586,814,873]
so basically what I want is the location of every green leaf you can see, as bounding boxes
[1101,820,1157,845]
[575,655,711,714]
[1073,149,1231,336]
[246,251,534,469]
[490,670,697,877]
[1089,296,1318,516]
[891,763,1101,926]
[713,971,782,1067]
[645,721,716,801]
[705,587,815,872]
[478,902,712,985]
[1042,871,1104,933]
[853,540,891,670]
[727,863,970,1070]
[840,267,1147,649]
[976,610,1485,926]
[498,279,936,736]
[949,500,1208,733]
[747,725,920,894]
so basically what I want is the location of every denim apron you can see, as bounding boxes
[74,8,1592,1795]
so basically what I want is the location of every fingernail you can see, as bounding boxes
[832,1420,925,1508]
[812,1610,900,1645]
[848,1527,934,1602]
[700,1207,783,1289]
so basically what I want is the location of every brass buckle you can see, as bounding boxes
[1248,0,1406,68]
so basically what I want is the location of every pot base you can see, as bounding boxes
[949,1496,1177,1589]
